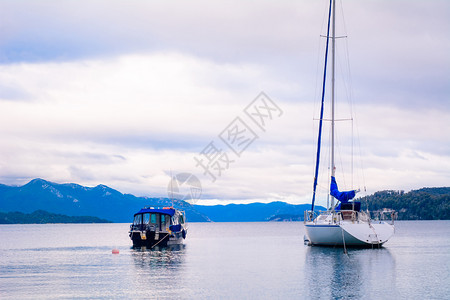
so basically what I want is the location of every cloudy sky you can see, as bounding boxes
[0,0,448,206]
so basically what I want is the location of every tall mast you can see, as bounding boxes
[311,0,332,212]
[331,0,336,212]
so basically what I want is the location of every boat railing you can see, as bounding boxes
[358,211,370,223]
[305,210,372,224]
[369,209,397,225]
[304,210,332,223]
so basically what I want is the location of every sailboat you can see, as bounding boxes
[304,0,395,247]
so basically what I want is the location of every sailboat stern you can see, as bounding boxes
[340,222,395,246]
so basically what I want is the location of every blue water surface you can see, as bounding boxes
[0,221,449,299]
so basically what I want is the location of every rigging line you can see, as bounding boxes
[151,233,170,249]
[344,31,366,193]
[320,35,347,39]
[337,44,351,110]
[333,2,351,110]
[311,0,333,212]
[346,65,367,193]
[343,39,361,191]
[312,0,332,145]
[339,0,349,37]
[341,227,348,254]
[315,123,332,208]
[313,2,330,117]
[313,118,353,121]
[338,0,359,191]
[312,37,323,174]
[314,123,330,204]
[328,125,332,209]
[335,123,348,190]
[355,120,367,192]
[334,41,354,130]
[319,124,331,178]
[338,0,362,192]
[352,118,354,188]
[332,1,354,119]
[319,121,331,197]
[344,38,354,112]
[326,135,331,209]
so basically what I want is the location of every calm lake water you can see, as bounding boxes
[1,221,449,299]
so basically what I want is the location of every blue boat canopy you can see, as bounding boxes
[134,207,175,216]
[330,176,357,203]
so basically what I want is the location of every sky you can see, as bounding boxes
[0,0,449,206]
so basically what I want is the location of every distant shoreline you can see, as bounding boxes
[0,210,111,224]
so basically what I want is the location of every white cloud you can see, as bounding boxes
[0,0,449,205]
[0,52,305,199]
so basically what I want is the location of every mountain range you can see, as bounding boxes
[0,179,208,222]
[194,202,315,222]
[3,179,446,223]
[0,179,323,223]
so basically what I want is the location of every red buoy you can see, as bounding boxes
[112,249,119,254]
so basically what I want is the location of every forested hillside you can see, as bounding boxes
[0,210,111,224]
[360,187,450,220]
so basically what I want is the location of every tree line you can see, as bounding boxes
[359,187,450,220]
[0,210,111,224]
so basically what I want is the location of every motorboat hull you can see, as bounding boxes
[129,229,186,248]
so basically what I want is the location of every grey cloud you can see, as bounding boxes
[0,83,31,101]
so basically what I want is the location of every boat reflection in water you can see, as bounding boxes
[130,245,187,298]
[304,246,396,299]
[131,245,186,269]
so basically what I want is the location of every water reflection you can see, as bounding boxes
[126,245,188,298]
[304,247,395,299]
[131,245,186,269]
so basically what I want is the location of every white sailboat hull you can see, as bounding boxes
[305,220,394,247]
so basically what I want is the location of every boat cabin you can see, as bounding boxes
[130,207,185,233]
[337,201,361,212]
[336,201,362,221]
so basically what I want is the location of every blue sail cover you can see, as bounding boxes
[330,176,356,203]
